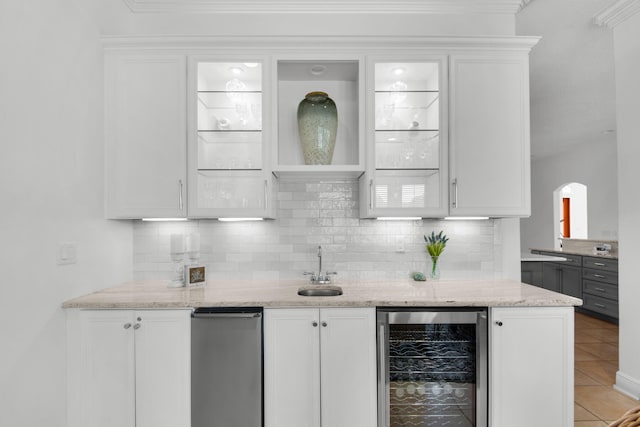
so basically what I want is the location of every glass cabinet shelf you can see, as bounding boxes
[196,61,263,172]
[189,59,274,219]
[197,91,262,132]
[366,59,446,217]
[374,91,439,131]
[197,131,262,170]
[375,130,440,170]
[374,62,440,173]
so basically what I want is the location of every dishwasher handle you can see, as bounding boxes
[192,307,262,319]
[193,312,261,319]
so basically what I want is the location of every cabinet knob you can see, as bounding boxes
[312,321,318,327]
[133,323,141,330]
[123,323,132,329]
[495,321,503,326]
[321,321,327,327]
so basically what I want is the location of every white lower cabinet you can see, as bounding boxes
[264,307,377,427]
[489,307,574,427]
[67,309,191,427]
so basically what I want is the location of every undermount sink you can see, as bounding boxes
[297,285,343,297]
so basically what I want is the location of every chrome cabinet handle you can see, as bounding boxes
[264,180,268,211]
[594,303,607,309]
[452,178,458,208]
[123,323,132,330]
[133,323,141,330]
[369,179,373,210]
[593,274,606,279]
[594,287,606,293]
[178,179,184,211]
[594,262,606,267]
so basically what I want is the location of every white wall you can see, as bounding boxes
[520,140,618,253]
[0,1,132,426]
[613,11,640,400]
[95,3,516,37]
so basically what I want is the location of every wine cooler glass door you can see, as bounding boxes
[378,310,487,427]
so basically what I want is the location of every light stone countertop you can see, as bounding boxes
[521,252,567,262]
[530,248,618,260]
[62,279,582,309]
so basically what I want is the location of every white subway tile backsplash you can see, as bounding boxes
[132,177,503,282]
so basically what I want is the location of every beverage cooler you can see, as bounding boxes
[377,309,488,427]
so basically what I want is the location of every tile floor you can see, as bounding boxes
[574,312,638,426]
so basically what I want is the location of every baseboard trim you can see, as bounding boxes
[615,371,640,400]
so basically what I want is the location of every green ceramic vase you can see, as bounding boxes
[297,91,338,165]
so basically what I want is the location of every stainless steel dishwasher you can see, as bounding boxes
[191,307,263,427]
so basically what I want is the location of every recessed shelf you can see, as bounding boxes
[275,59,363,171]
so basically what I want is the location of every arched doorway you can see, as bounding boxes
[553,183,588,250]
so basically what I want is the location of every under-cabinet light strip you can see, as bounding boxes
[141,218,188,222]
[376,217,422,221]
[444,217,489,220]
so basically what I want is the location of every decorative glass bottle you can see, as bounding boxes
[297,91,338,165]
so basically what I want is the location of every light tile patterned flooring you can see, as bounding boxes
[574,312,638,426]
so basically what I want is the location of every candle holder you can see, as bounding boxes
[168,252,185,288]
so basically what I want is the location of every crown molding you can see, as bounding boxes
[101,35,540,53]
[121,0,532,15]
[593,0,640,28]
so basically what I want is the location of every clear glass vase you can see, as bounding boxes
[430,256,440,280]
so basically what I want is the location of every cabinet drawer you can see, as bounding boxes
[583,256,618,273]
[583,279,618,301]
[582,268,618,285]
[582,293,618,319]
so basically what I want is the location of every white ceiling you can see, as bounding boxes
[516,0,618,159]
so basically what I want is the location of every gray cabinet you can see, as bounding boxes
[581,256,618,320]
[530,251,582,298]
[528,250,619,322]
[541,262,581,298]
[521,261,543,287]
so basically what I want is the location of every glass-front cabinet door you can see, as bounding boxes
[188,58,276,218]
[361,58,448,218]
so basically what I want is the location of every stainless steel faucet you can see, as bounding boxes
[304,245,337,284]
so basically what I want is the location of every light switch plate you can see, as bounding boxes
[57,242,77,265]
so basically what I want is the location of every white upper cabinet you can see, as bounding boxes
[449,53,531,217]
[105,54,187,219]
[103,37,536,219]
[188,57,276,218]
[273,56,365,175]
[361,57,449,218]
